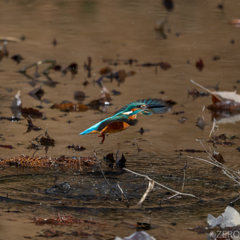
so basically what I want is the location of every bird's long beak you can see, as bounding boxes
[146,104,165,109]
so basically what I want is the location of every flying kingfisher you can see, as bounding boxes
[80,98,172,143]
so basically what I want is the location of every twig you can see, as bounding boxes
[94,153,121,199]
[209,118,218,139]
[117,181,130,207]
[191,79,222,102]
[229,195,240,206]
[134,138,142,151]
[187,139,240,185]
[137,180,155,207]
[123,167,201,201]
[182,169,186,192]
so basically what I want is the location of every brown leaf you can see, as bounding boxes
[117,69,127,83]
[0,145,13,149]
[100,67,112,75]
[51,103,89,112]
[196,58,204,71]
[212,152,225,164]
[229,19,240,27]
[159,62,171,70]
[74,91,85,102]
[21,108,43,117]
[163,0,174,11]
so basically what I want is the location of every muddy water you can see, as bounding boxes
[1,0,240,239]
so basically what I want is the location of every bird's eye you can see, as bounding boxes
[136,105,141,108]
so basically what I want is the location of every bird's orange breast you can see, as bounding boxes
[101,122,130,134]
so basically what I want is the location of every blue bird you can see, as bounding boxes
[80,98,172,143]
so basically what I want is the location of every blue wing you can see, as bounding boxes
[115,98,168,115]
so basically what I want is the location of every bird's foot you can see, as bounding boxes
[98,133,105,144]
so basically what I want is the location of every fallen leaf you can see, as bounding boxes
[213,56,220,61]
[196,58,204,71]
[229,19,240,27]
[117,154,126,169]
[163,0,174,11]
[0,145,13,149]
[28,85,44,101]
[11,54,24,64]
[212,152,225,164]
[74,91,85,102]
[111,89,121,96]
[51,102,89,112]
[21,108,43,118]
[100,67,112,75]
[179,117,186,124]
[67,145,86,151]
[159,62,171,70]
[52,38,57,46]
[196,116,205,130]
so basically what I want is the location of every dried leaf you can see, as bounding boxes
[211,91,240,103]
[117,154,126,169]
[196,117,205,130]
[74,91,85,102]
[159,62,171,70]
[21,108,43,117]
[229,19,240,27]
[196,58,204,71]
[163,0,174,11]
[0,155,96,168]
[51,103,89,112]
[212,152,225,164]
[178,117,186,124]
[52,38,57,46]
[67,145,86,151]
[28,85,44,101]
[0,145,13,149]
[11,54,24,64]
[100,67,112,75]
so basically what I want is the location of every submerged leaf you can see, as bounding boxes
[196,59,204,71]
[51,103,89,112]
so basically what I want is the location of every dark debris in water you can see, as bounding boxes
[66,144,86,151]
[34,214,104,226]
[175,149,206,153]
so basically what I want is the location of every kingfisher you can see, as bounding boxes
[80,98,171,143]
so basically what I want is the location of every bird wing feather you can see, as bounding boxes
[80,113,130,135]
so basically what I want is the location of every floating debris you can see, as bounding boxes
[34,214,102,225]
[0,155,96,168]
[66,144,86,151]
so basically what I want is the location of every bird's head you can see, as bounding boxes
[121,99,168,116]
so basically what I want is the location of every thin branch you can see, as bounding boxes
[94,153,121,199]
[137,180,155,207]
[190,79,222,102]
[117,181,130,207]
[123,167,201,201]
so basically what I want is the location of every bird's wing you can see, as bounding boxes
[115,98,168,114]
[79,113,130,135]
